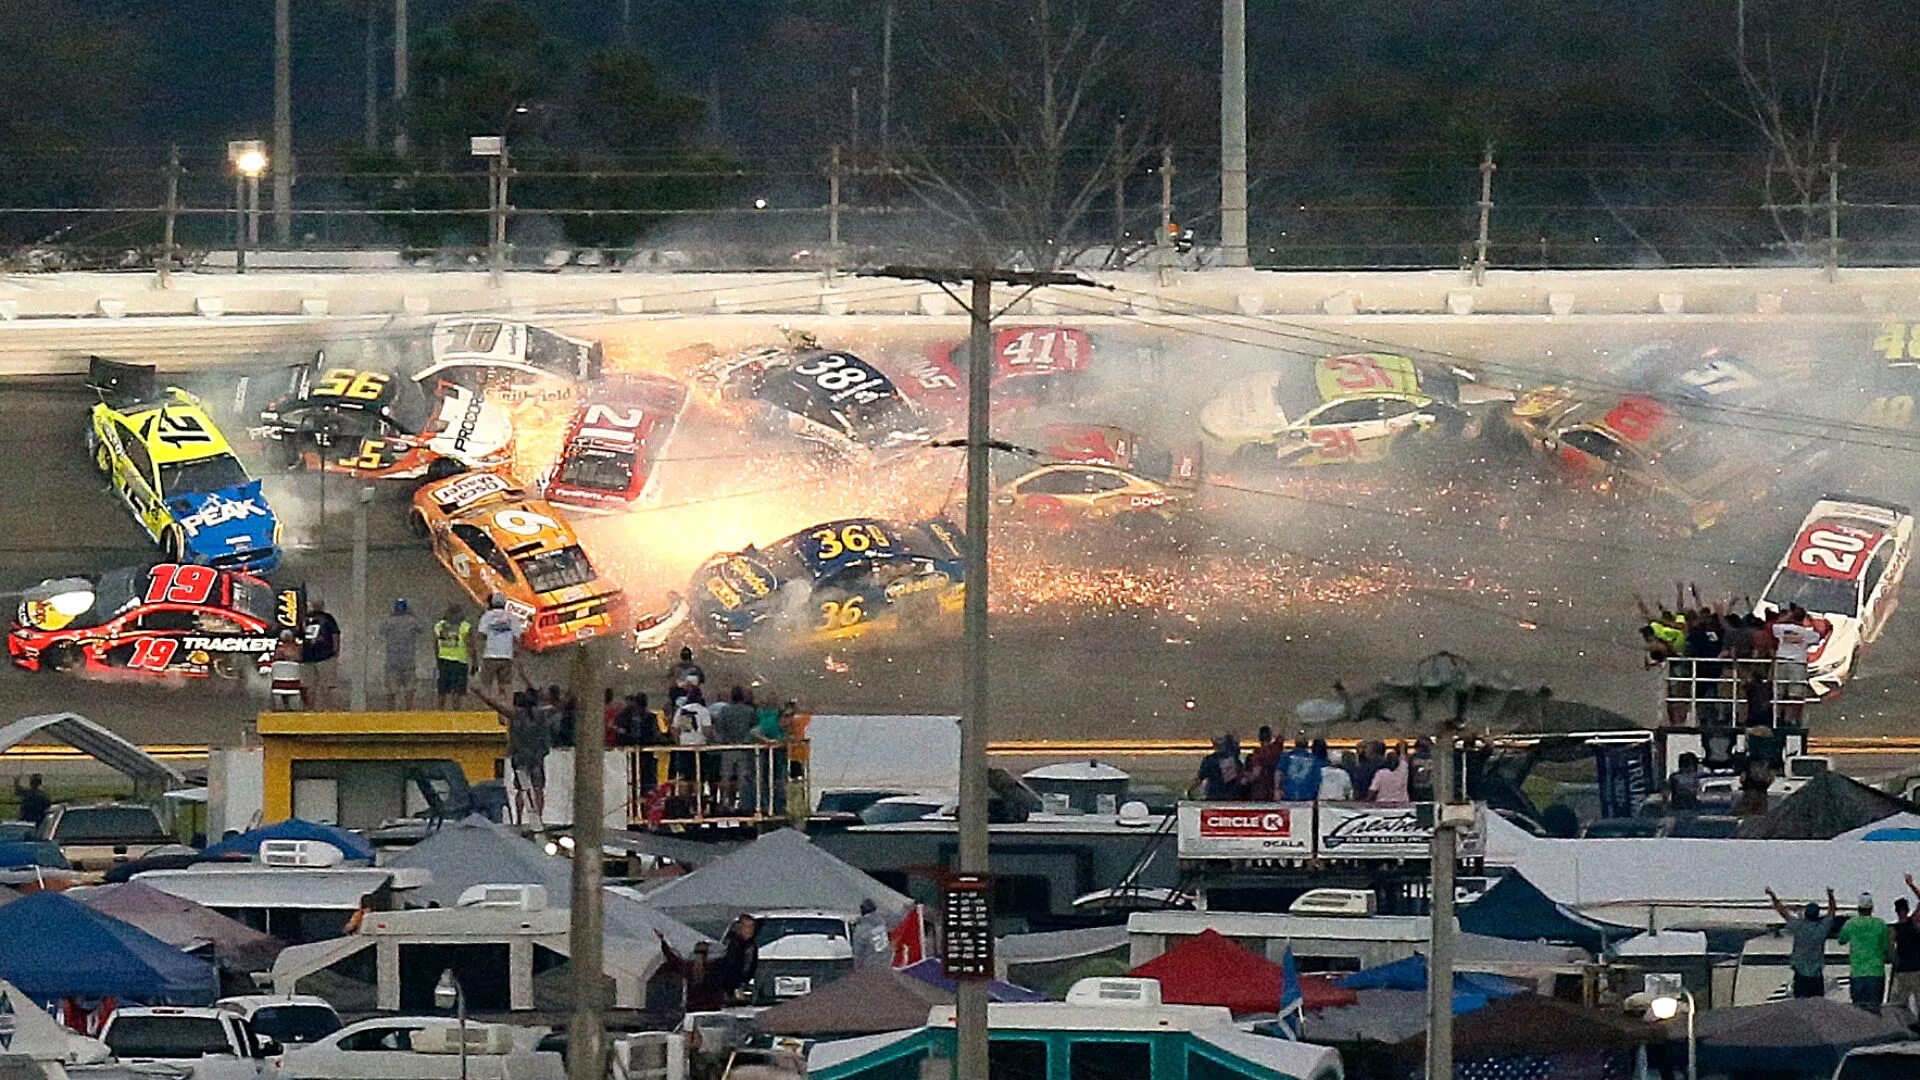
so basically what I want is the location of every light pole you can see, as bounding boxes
[1220,0,1249,267]
[350,485,373,712]
[434,968,468,1080]
[1648,974,1696,1080]
[471,104,526,287]
[228,141,268,275]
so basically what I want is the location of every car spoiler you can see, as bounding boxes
[1820,493,1913,518]
[86,357,159,407]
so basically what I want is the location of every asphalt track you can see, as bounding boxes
[5,313,1920,759]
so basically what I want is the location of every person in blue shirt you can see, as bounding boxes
[1278,738,1323,801]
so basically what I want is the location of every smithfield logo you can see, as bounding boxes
[1198,807,1291,837]
[1322,810,1428,849]
[179,495,267,537]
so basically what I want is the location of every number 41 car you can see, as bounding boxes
[1755,496,1914,696]
[10,563,301,677]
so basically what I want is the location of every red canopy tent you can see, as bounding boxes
[1129,929,1358,1015]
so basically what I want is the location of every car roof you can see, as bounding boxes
[112,1006,231,1019]
[122,399,237,464]
[751,908,854,920]
[216,995,336,1013]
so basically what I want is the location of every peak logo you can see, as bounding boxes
[1197,807,1291,837]
[178,495,268,537]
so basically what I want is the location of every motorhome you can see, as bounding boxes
[132,856,423,944]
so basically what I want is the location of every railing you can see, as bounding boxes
[1661,657,1813,728]
[620,741,805,829]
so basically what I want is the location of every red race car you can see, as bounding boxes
[902,326,1092,413]
[9,563,301,678]
[543,375,689,513]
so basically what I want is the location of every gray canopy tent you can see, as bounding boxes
[0,712,184,793]
[640,828,913,936]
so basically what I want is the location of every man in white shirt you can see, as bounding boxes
[1318,748,1356,801]
[1770,604,1823,722]
[474,593,525,695]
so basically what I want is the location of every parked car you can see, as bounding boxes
[280,1017,563,1080]
[215,995,342,1048]
[99,1006,279,1080]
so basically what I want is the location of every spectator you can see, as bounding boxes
[714,687,756,744]
[477,688,551,829]
[716,915,759,1001]
[1189,735,1245,801]
[1742,661,1775,727]
[673,699,713,792]
[474,593,524,696]
[1766,886,1838,999]
[300,599,342,709]
[1368,744,1411,805]
[601,688,620,747]
[1770,606,1823,724]
[1666,752,1702,811]
[669,646,705,710]
[1734,759,1772,816]
[1893,876,1920,1014]
[1318,745,1355,801]
[543,685,576,747]
[1838,892,1894,1012]
[379,598,423,710]
[1277,739,1322,801]
[850,899,890,968]
[1349,740,1384,799]
[656,934,726,1012]
[270,630,305,711]
[13,774,50,826]
[1409,737,1435,802]
[1244,726,1283,801]
[432,604,472,708]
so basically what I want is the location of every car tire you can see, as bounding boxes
[162,528,186,563]
[408,511,429,539]
[42,643,81,673]
[92,437,112,477]
[426,457,461,481]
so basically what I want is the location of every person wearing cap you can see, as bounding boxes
[1839,890,1895,1011]
[851,898,891,968]
[474,592,525,696]
[271,629,306,711]
[300,598,342,709]
[1767,885,1839,998]
[380,598,424,710]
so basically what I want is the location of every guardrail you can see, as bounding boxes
[620,741,800,829]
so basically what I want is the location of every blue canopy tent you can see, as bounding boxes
[202,819,375,863]
[1458,870,1630,950]
[0,892,217,1004]
[1339,954,1526,1014]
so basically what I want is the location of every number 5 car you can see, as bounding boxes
[1754,496,1914,696]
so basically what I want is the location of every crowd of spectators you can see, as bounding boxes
[1188,726,1436,804]
[1636,583,1822,726]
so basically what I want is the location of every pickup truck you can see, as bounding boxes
[37,803,173,875]
[98,1006,281,1080]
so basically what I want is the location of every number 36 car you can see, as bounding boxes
[691,517,966,649]
[410,471,624,651]
[1755,496,1914,695]
[10,563,301,678]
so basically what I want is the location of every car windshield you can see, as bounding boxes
[757,916,849,945]
[105,1016,231,1058]
[861,800,942,825]
[52,806,167,841]
[1559,427,1630,464]
[556,446,634,492]
[1764,571,1861,617]
[160,454,250,497]
[84,566,146,624]
[517,545,596,594]
[227,576,276,624]
[246,1005,340,1045]
[1128,444,1178,485]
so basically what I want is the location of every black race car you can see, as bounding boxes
[695,333,930,463]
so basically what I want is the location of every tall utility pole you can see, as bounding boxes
[1427,731,1458,1080]
[858,265,1101,1080]
[1471,143,1496,285]
[880,0,895,151]
[1219,0,1249,267]
[1825,141,1842,284]
[566,642,607,1080]
[364,0,381,151]
[393,0,410,157]
[273,0,293,246]
[349,485,372,712]
[158,147,181,290]
[1157,145,1175,286]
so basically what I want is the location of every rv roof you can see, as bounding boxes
[926,1001,1235,1032]
[1127,910,1430,942]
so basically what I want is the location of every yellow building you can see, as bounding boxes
[257,711,505,830]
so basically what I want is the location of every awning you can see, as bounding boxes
[0,712,182,788]
[133,867,391,910]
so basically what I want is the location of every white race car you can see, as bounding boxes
[1756,495,1914,695]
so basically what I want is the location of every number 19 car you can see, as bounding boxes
[1755,496,1914,695]
[10,563,301,678]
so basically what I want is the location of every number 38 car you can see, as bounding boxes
[86,359,281,572]
[1199,353,1479,466]
[1755,496,1914,695]
[695,330,930,463]
[10,563,301,677]
[691,517,966,649]
[993,425,1200,523]
[252,358,514,480]
[410,471,624,651]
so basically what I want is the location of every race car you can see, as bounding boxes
[1199,353,1480,466]
[253,358,514,480]
[542,375,689,513]
[1506,347,1789,530]
[85,359,281,572]
[901,326,1093,412]
[695,330,930,462]
[410,471,624,651]
[9,562,301,678]
[690,517,965,649]
[993,424,1200,522]
[414,317,604,389]
[1755,495,1914,695]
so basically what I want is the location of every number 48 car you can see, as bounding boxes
[10,563,301,677]
[1755,496,1914,695]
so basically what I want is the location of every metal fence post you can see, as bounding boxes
[1825,141,1842,283]
[158,147,180,289]
[1157,144,1175,287]
[1472,142,1496,286]
[828,143,843,280]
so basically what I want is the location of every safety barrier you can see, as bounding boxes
[620,741,803,829]
[1661,656,1813,728]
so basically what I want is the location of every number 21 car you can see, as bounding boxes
[10,563,301,678]
[542,375,689,513]
[1199,353,1479,466]
[1755,496,1914,695]
[410,471,624,651]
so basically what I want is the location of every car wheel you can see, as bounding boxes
[42,643,81,673]
[92,438,112,476]
[426,457,460,481]
[162,528,186,563]
[408,511,429,539]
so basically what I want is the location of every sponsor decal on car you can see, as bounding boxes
[177,494,269,537]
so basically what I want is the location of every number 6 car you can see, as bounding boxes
[410,471,624,652]
[9,563,301,678]
[1754,496,1914,695]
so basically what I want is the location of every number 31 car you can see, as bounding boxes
[1755,496,1914,695]
[1199,353,1479,466]
[691,517,966,649]
[10,563,301,678]
[410,471,624,651]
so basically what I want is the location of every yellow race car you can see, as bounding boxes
[1199,353,1477,466]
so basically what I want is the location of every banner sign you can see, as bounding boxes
[1177,802,1483,860]
[1594,742,1655,820]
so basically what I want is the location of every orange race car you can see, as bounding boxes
[409,471,624,651]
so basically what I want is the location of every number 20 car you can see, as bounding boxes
[410,471,624,651]
[1199,353,1477,466]
[10,563,301,678]
[1755,496,1914,695]
[691,518,966,649]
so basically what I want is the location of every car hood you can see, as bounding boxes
[426,387,513,461]
[167,481,277,552]
[1200,371,1290,443]
[1808,614,1860,671]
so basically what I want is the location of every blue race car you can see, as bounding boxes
[690,517,966,649]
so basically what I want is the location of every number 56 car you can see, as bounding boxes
[691,518,966,650]
[253,358,514,480]
[1755,496,1914,695]
[10,563,301,678]
[410,471,624,651]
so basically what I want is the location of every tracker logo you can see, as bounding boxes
[1198,807,1291,837]
[182,635,278,652]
